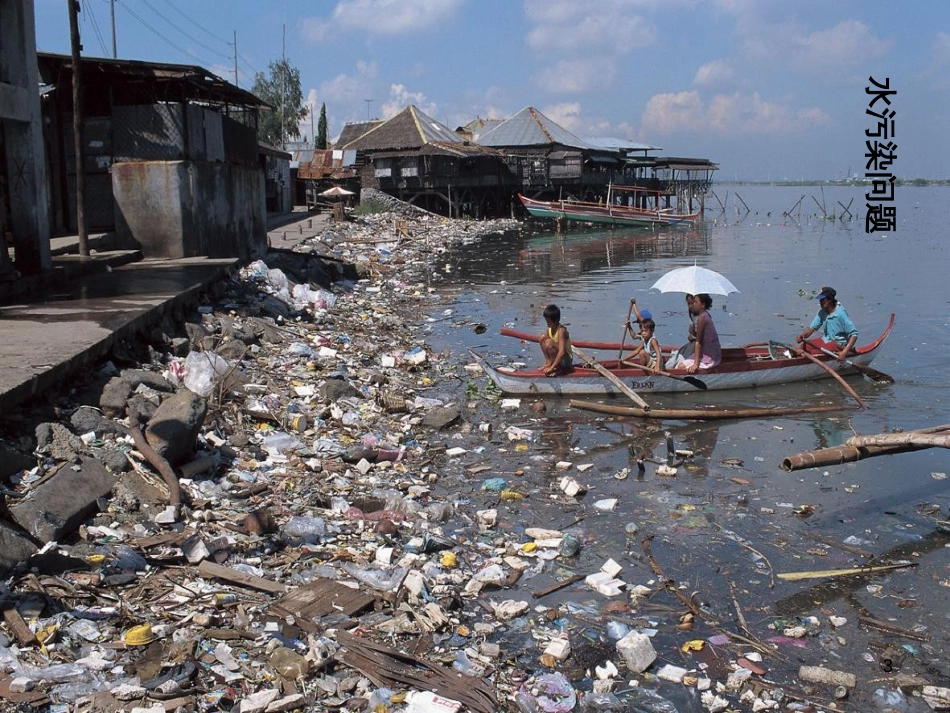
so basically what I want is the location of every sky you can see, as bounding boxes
[33,0,950,181]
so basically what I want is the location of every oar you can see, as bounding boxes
[810,344,895,384]
[659,371,708,390]
[617,300,635,361]
[573,346,650,410]
[771,341,866,409]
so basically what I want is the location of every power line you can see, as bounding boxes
[115,0,203,64]
[84,0,111,56]
[134,0,232,61]
[164,0,230,46]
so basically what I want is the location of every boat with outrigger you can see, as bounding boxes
[518,184,701,229]
[473,315,895,397]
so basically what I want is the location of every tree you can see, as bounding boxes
[317,103,328,149]
[251,59,307,148]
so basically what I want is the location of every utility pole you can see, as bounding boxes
[231,30,238,87]
[280,24,286,150]
[110,0,116,58]
[365,99,373,121]
[68,0,89,256]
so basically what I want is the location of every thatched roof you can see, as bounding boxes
[341,106,461,151]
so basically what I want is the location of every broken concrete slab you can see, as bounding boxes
[8,457,115,543]
[0,520,38,576]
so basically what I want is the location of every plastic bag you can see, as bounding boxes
[183,351,231,398]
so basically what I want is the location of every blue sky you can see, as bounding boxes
[34,0,950,181]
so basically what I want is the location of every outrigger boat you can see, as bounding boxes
[519,184,701,228]
[475,315,895,396]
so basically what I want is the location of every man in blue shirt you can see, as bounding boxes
[796,286,858,359]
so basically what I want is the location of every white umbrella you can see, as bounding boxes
[651,266,739,296]
[319,186,355,197]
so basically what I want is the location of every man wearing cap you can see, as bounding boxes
[796,287,858,360]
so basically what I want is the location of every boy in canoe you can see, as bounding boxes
[540,304,572,376]
[622,299,661,372]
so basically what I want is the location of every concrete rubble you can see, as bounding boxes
[0,201,947,712]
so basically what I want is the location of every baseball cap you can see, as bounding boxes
[814,287,836,301]
[636,309,653,321]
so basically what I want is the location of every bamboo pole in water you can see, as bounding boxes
[569,399,845,421]
[782,424,950,471]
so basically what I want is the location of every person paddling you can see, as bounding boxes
[796,286,858,360]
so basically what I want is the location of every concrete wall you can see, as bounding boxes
[0,0,50,274]
[113,160,266,260]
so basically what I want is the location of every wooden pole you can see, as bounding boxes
[777,343,866,409]
[569,399,845,421]
[781,424,950,471]
[572,347,649,410]
[68,0,89,256]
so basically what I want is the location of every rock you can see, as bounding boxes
[69,405,122,436]
[0,520,38,576]
[216,339,248,360]
[422,406,461,430]
[9,457,115,543]
[322,378,361,402]
[185,321,209,348]
[265,694,306,712]
[145,389,208,466]
[0,444,35,479]
[34,422,85,462]
[616,631,657,673]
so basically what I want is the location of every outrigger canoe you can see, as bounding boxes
[476,314,895,396]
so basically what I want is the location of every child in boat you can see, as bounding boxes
[621,317,661,373]
[540,304,572,376]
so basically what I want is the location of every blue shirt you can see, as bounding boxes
[810,304,858,346]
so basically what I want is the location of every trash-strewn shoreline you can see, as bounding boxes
[0,200,947,713]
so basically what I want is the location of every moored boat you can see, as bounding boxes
[476,314,895,396]
[519,185,700,228]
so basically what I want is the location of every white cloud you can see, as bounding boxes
[540,102,583,132]
[302,0,464,42]
[382,84,438,119]
[535,58,616,94]
[641,91,705,134]
[795,20,892,70]
[642,90,829,136]
[525,0,657,95]
[526,9,656,54]
[693,59,733,88]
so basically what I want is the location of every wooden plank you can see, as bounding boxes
[270,578,376,631]
[197,560,287,594]
[1,606,36,646]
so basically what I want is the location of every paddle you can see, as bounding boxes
[572,346,650,410]
[660,371,708,390]
[617,300,635,361]
[771,341,866,409]
[809,344,895,384]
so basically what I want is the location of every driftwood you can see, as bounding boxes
[783,423,950,471]
[125,413,182,509]
[570,399,845,421]
[777,562,915,581]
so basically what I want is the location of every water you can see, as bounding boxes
[424,184,949,701]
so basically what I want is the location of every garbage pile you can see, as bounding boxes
[0,206,948,713]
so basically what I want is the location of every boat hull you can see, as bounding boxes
[480,315,895,396]
[519,194,699,228]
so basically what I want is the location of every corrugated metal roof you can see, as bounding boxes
[476,107,591,149]
[342,106,462,151]
[586,137,661,152]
